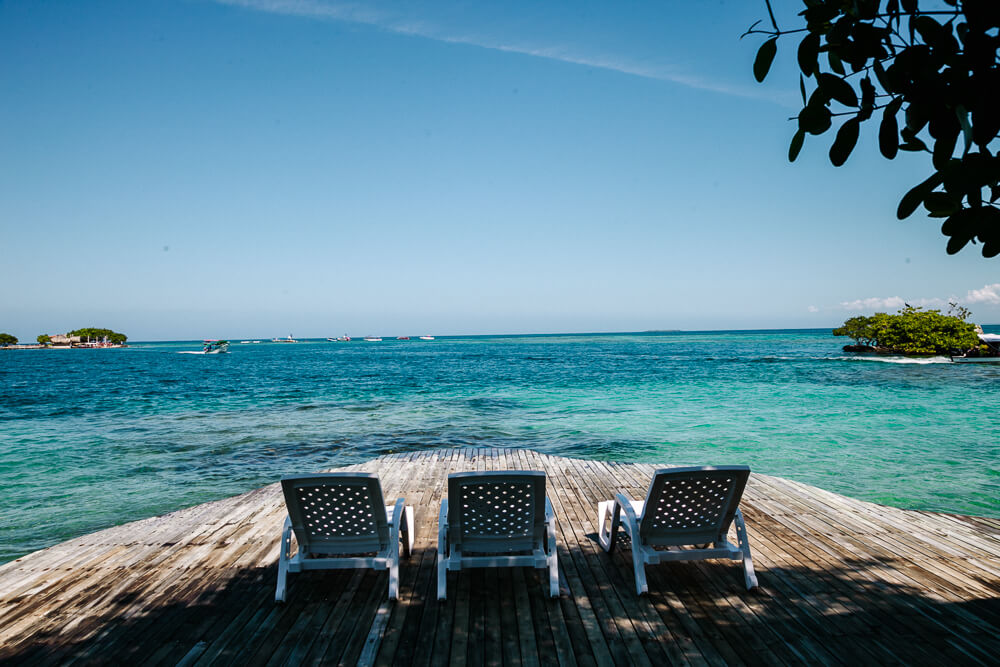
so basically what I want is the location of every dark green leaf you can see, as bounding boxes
[899,137,928,152]
[924,191,959,217]
[898,172,944,219]
[830,118,860,166]
[942,209,975,254]
[800,74,807,106]
[754,38,778,83]
[789,128,806,162]
[946,234,971,254]
[898,188,925,219]
[859,77,875,121]
[941,210,970,236]
[975,208,1000,258]
[798,103,832,135]
[828,50,846,75]
[817,73,858,107]
[872,59,890,91]
[879,98,902,159]
[913,16,943,46]
[933,130,959,170]
[797,33,820,77]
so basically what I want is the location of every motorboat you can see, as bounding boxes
[419,335,435,341]
[240,340,261,344]
[203,339,230,354]
[330,335,351,342]
[271,335,298,343]
[951,333,1000,363]
[179,340,230,355]
[396,336,410,340]
[363,336,382,342]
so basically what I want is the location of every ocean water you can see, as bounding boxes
[2,329,998,563]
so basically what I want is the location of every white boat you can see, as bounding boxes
[179,340,230,354]
[239,340,261,344]
[419,335,435,341]
[363,336,382,342]
[271,335,298,343]
[328,335,351,342]
[951,333,1000,363]
[203,340,229,354]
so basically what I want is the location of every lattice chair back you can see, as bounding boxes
[281,473,389,555]
[639,466,751,547]
[447,471,547,554]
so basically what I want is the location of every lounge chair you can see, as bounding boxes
[597,465,758,594]
[437,471,559,600]
[276,473,414,602]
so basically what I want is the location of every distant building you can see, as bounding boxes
[49,335,82,346]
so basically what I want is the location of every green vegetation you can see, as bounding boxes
[0,333,18,346]
[37,334,52,345]
[746,1,1000,257]
[833,304,979,354]
[68,328,128,344]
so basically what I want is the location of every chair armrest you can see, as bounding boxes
[281,515,293,557]
[615,492,640,525]
[614,492,642,546]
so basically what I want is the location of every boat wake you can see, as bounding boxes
[837,355,952,365]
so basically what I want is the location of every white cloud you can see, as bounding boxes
[212,0,791,103]
[836,288,1000,314]
[838,296,906,311]
[965,283,1000,305]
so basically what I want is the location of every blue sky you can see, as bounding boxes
[2,0,998,340]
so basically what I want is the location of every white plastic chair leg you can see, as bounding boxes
[388,556,399,601]
[275,517,292,603]
[734,509,758,590]
[631,546,648,595]
[403,506,415,558]
[545,498,559,597]
[437,499,448,600]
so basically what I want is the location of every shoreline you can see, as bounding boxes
[1,344,127,350]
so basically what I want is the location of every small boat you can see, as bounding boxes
[951,333,1000,363]
[179,340,230,354]
[271,335,298,343]
[396,336,410,340]
[419,335,435,341]
[203,339,230,354]
[363,336,382,342]
[332,334,351,342]
[239,340,261,344]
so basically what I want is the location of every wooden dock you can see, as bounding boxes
[2,448,999,665]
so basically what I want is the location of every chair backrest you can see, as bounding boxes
[447,471,547,554]
[281,473,389,555]
[638,466,751,547]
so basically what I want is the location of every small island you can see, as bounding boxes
[0,327,128,349]
[833,303,984,357]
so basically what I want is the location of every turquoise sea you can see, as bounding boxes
[2,329,998,563]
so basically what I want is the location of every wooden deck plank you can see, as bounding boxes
[1,447,999,666]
